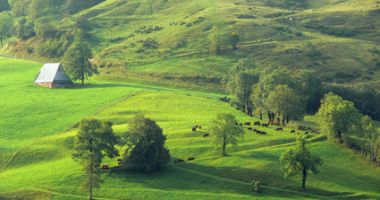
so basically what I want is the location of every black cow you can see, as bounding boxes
[174,159,185,164]
[261,123,269,128]
[247,127,253,131]
[203,133,210,137]
[244,122,251,126]
[187,157,196,161]
[290,130,296,133]
[275,127,283,131]
[254,121,261,126]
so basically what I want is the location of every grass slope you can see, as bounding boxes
[0,56,379,199]
[6,0,380,89]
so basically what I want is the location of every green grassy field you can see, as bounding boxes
[6,0,380,89]
[0,56,379,199]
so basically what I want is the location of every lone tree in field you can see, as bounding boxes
[229,32,240,51]
[280,137,323,191]
[63,40,97,86]
[318,93,361,142]
[266,85,304,126]
[211,113,244,156]
[73,119,119,200]
[122,115,170,173]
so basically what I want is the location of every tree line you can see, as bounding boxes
[224,59,380,166]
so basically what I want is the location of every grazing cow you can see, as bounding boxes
[187,157,196,161]
[244,122,251,126]
[174,159,185,164]
[247,127,253,131]
[101,165,109,170]
[304,131,309,135]
[253,128,258,133]
[203,133,210,137]
[290,130,296,133]
[258,131,267,135]
[198,125,202,129]
[192,126,197,131]
[254,121,261,126]
[275,127,283,131]
[261,123,269,128]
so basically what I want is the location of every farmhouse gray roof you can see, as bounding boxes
[35,63,72,83]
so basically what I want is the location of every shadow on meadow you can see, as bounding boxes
[105,158,369,199]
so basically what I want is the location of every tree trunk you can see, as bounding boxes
[282,113,286,127]
[222,136,227,156]
[89,139,93,200]
[81,56,85,86]
[260,111,263,120]
[0,34,3,46]
[89,166,93,200]
[302,167,307,191]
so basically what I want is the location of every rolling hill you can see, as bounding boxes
[1,1,380,199]
[3,0,380,90]
[0,55,379,199]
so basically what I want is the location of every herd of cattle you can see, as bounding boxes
[98,121,320,169]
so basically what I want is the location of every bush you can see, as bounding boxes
[251,180,261,193]
[123,115,170,173]
[36,38,69,58]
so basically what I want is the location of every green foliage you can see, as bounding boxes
[252,68,298,112]
[210,113,244,156]
[0,0,10,12]
[225,59,258,113]
[266,85,305,122]
[14,17,35,40]
[0,12,13,45]
[209,26,221,55]
[73,119,119,162]
[280,137,323,190]
[72,119,119,199]
[9,0,30,16]
[62,40,97,85]
[229,32,240,51]
[34,19,57,39]
[251,180,261,193]
[63,0,104,15]
[374,138,380,166]
[122,115,170,173]
[318,93,362,141]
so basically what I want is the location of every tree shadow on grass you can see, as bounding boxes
[106,158,372,199]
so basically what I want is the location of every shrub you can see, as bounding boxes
[123,115,170,173]
[251,180,261,193]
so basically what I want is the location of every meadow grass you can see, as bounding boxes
[0,56,379,199]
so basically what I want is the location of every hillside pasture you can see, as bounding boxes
[0,56,379,199]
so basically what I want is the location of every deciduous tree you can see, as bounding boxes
[266,85,304,126]
[122,115,170,173]
[63,40,97,86]
[211,113,244,156]
[280,137,323,190]
[318,93,361,142]
[73,119,119,200]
